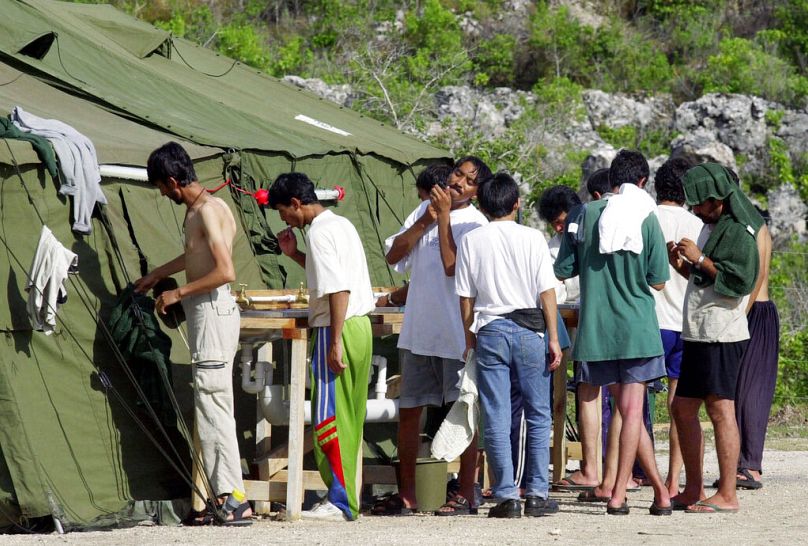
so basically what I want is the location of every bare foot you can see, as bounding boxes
[686,493,739,513]
[738,469,762,481]
[592,484,613,499]
[672,492,703,508]
[557,470,599,488]
[664,478,681,498]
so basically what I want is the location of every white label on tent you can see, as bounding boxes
[295,114,352,137]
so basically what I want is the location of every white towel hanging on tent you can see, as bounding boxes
[26,225,78,335]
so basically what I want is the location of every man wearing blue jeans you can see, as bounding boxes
[456,173,561,518]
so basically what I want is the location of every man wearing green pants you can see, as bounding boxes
[268,172,375,521]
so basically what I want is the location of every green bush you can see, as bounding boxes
[268,36,314,77]
[404,0,471,85]
[472,34,516,87]
[770,241,808,408]
[153,5,216,44]
[773,0,808,71]
[529,2,593,82]
[596,124,671,158]
[216,23,270,70]
[588,21,672,93]
[697,36,808,106]
[639,0,718,20]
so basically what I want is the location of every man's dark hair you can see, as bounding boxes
[455,155,493,184]
[268,172,319,208]
[538,185,582,223]
[609,149,649,189]
[585,168,611,199]
[416,163,452,193]
[654,157,693,204]
[477,172,519,219]
[147,142,197,187]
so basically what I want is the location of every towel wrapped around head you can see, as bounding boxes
[682,163,763,298]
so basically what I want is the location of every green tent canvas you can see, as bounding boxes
[0,0,450,288]
[0,0,449,531]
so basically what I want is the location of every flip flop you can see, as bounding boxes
[577,490,610,503]
[685,500,739,514]
[606,501,629,515]
[736,468,763,490]
[649,501,673,516]
[553,476,597,491]
[625,480,642,493]
[671,498,693,511]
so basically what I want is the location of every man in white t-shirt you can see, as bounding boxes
[651,158,703,497]
[379,157,490,516]
[268,172,375,522]
[456,172,561,518]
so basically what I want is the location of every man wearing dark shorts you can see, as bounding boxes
[669,163,763,514]
[555,149,672,516]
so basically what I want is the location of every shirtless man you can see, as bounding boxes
[135,142,251,525]
[733,220,779,489]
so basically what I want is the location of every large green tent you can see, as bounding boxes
[0,0,449,287]
[0,0,449,531]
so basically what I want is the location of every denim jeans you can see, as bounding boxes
[476,318,552,501]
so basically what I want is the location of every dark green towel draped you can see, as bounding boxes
[0,116,58,178]
[683,163,762,298]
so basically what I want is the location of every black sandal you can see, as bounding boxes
[222,502,253,526]
[370,493,415,516]
[606,501,630,515]
[187,511,214,526]
[736,468,763,490]
[435,494,478,516]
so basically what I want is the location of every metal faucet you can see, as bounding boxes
[236,283,251,307]
[295,282,308,304]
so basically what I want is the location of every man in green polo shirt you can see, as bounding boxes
[554,149,672,516]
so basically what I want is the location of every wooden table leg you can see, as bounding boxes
[552,350,569,483]
[285,329,308,521]
[596,387,603,481]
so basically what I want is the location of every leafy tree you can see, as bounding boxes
[472,34,516,87]
[697,35,808,106]
[529,2,594,81]
[773,0,808,71]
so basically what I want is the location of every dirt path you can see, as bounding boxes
[6,446,808,545]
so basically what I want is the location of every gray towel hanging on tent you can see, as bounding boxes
[11,106,107,234]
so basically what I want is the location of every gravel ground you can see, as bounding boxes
[5,445,808,545]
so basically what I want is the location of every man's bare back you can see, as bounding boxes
[184,195,237,284]
[748,224,771,309]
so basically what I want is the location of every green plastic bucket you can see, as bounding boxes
[414,458,448,513]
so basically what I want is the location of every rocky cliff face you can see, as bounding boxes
[282,75,807,244]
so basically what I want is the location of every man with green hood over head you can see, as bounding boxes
[668,162,763,514]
